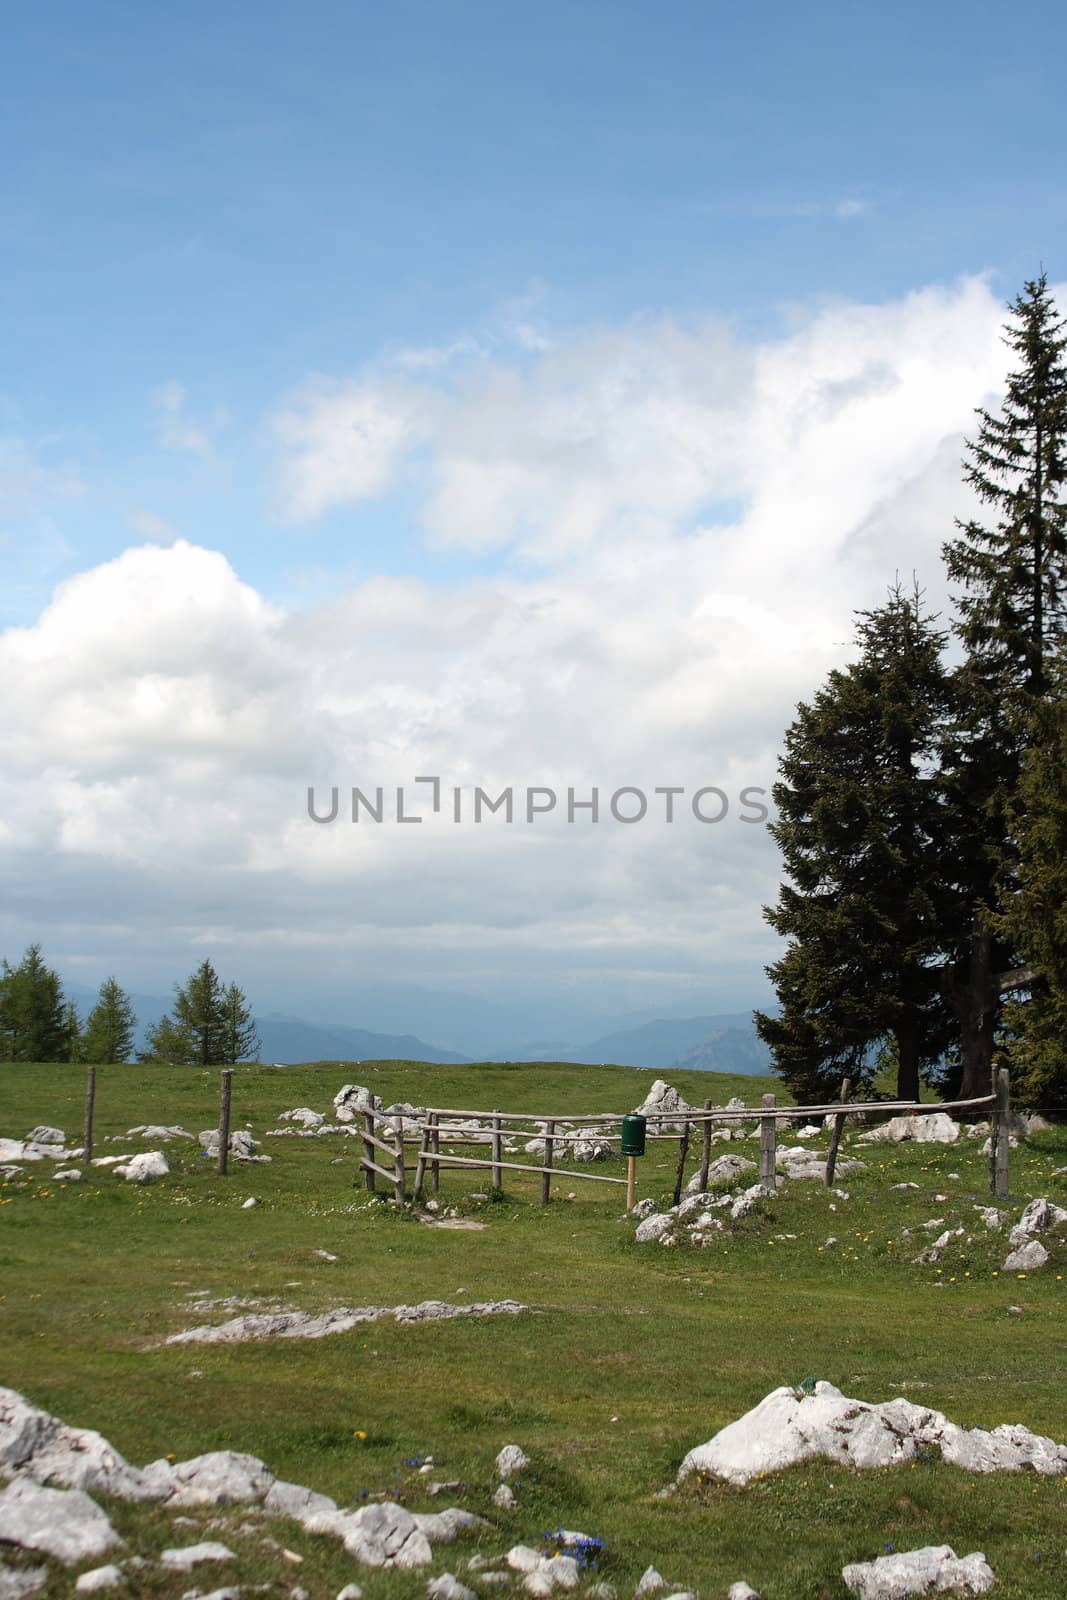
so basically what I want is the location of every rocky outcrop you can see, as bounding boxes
[164,1299,527,1345]
[859,1113,959,1144]
[677,1381,1067,1485]
[841,1545,994,1598]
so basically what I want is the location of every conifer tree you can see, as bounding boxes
[64,1001,83,1063]
[940,275,1067,1095]
[995,664,1067,1106]
[83,978,138,1064]
[0,944,69,1062]
[756,586,953,1102]
[219,981,259,1064]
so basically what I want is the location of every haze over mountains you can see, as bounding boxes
[63,979,772,1075]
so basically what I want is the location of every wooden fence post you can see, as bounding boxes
[541,1120,555,1205]
[393,1113,406,1205]
[491,1111,503,1193]
[992,1068,1011,1199]
[431,1113,441,1194]
[218,1069,233,1177]
[824,1077,853,1187]
[759,1093,777,1194]
[83,1066,97,1166]
[363,1110,377,1193]
[672,1118,691,1207]
[696,1098,712,1192]
[413,1120,430,1204]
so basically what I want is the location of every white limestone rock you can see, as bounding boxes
[26,1126,65,1146]
[160,1542,235,1570]
[279,1108,325,1128]
[333,1085,383,1122]
[336,1586,364,1600]
[0,1385,154,1501]
[125,1124,193,1141]
[912,1227,965,1265]
[492,1483,515,1509]
[0,1479,122,1563]
[143,1449,274,1507]
[841,1544,994,1598]
[53,1168,83,1182]
[198,1129,263,1160]
[634,1214,673,1244]
[0,1142,41,1163]
[1016,1196,1067,1235]
[727,1586,763,1600]
[263,1478,338,1522]
[633,1080,692,1129]
[630,1198,657,1220]
[165,1298,525,1346]
[1003,1239,1049,1271]
[495,1444,529,1480]
[634,1568,667,1596]
[677,1381,1067,1486]
[113,1151,169,1183]
[306,1501,433,1567]
[428,1575,478,1600]
[506,1548,543,1573]
[0,1562,47,1599]
[687,1155,757,1188]
[74,1568,124,1592]
[860,1113,959,1144]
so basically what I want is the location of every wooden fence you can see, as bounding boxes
[357,1073,1011,1207]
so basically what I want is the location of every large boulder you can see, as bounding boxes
[0,1386,154,1501]
[841,1545,994,1598]
[333,1085,382,1122]
[0,1480,122,1564]
[859,1113,958,1144]
[1003,1239,1049,1272]
[677,1381,1067,1486]
[113,1151,169,1183]
[634,1080,692,1130]
[635,1213,673,1244]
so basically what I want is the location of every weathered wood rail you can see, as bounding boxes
[355,1078,1009,1207]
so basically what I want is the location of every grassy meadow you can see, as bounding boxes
[1,1057,1065,1599]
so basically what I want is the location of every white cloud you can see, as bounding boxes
[1,276,1039,1015]
[273,377,433,521]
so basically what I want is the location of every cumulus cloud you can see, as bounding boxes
[0,277,1034,1021]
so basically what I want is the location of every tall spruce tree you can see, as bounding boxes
[994,660,1067,1107]
[0,944,69,1062]
[220,980,259,1064]
[83,978,138,1064]
[756,586,953,1102]
[940,275,1067,1096]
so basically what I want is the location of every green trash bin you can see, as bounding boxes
[620,1114,647,1157]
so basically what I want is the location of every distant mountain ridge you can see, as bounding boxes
[534,1012,772,1075]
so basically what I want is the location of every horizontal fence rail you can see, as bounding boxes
[357,1077,1012,1206]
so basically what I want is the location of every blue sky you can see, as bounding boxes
[2,3,1065,1043]
[6,0,1065,615]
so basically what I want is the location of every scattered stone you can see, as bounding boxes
[890,1182,919,1191]
[336,1586,364,1600]
[26,1126,64,1146]
[727,1586,762,1600]
[0,1142,43,1164]
[841,1545,994,1598]
[160,1543,235,1571]
[1003,1239,1049,1271]
[0,1480,122,1563]
[677,1381,1067,1485]
[113,1151,169,1183]
[634,1568,667,1597]
[630,1198,657,1220]
[0,1563,47,1600]
[428,1576,478,1600]
[242,1198,258,1210]
[314,1250,338,1262]
[506,1548,543,1574]
[74,1566,125,1591]
[198,1130,265,1162]
[973,1206,1004,1230]
[688,1155,757,1188]
[278,1108,325,1128]
[495,1444,529,1480]
[125,1125,193,1142]
[264,1480,338,1522]
[912,1227,965,1265]
[53,1168,83,1182]
[492,1484,515,1509]
[165,1299,526,1345]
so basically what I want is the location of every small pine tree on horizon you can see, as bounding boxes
[83,978,137,1064]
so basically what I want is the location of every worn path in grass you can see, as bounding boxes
[1,1059,1065,1599]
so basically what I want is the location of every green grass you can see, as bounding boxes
[1,1058,1066,1599]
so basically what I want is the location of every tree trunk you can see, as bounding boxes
[955,919,997,1098]
[894,1010,921,1102]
